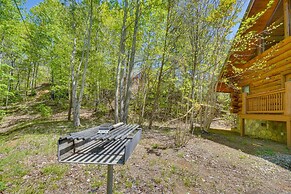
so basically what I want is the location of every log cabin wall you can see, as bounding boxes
[225,0,290,114]
[216,0,291,147]
[229,36,291,113]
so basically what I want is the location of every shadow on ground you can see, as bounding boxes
[198,128,291,171]
[0,119,103,141]
[1,120,291,171]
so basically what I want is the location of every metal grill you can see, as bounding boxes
[58,123,142,165]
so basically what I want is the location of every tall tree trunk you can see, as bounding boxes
[68,87,72,121]
[189,16,199,132]
[15,70,21,91]
[115,0,128,123]
[123,0,141,123]
[148,0,171,129]
[30,62,36,93]
[120,54,128,121]
[0,36,3,65]
[140,81,148,122]
[138,33,151,124]
[33,62,39,89]
[201,28,224,132]
[51,67,55,86]
[25,65,31,99]
[76,0,93,125]
[5,59,15,108]
[71,37,78,125]
[71,0,93,127]
[69,0,78,125]
[68,62,73,121]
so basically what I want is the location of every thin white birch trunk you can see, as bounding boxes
[123,0,141,123]
[115,0,128,123]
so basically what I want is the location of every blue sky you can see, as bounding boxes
[25,0,43,10]
[231,0,251,36]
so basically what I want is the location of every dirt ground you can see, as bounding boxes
[1,92,291,193]
[115,129,291,194]
[2,122,291,193]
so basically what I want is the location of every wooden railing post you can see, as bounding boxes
[242,92,247,114]
[284,81,291,115]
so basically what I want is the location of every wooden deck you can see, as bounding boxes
[240,81,291,148]
[239,114,291,149]
[216,0,291,148]
[246,89,285,114]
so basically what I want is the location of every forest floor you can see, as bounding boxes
[1,92,291,193]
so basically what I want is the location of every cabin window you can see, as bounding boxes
[281,71,291,87]
[286,73,291,82]
[242,85,250,94]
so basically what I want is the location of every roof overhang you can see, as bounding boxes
[216,0,281,93]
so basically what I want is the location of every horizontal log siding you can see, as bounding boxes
[230,36,291,113]
[246,89,285,113]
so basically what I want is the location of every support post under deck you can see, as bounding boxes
[287,120,291,148]
[240,92,247,136]
[240,117,245,136]
[285,81,291,148]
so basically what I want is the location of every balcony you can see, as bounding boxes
[246,89,285,114]
[241,81,291,117]
[239,82,291,147]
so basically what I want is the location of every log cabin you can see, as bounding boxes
[217,0,291,148]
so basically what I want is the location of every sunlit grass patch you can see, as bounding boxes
[0,126,65,193]
[256,148,275,156]
[91,179,104,188]
[0,181,6,192]
[41,164,69,180]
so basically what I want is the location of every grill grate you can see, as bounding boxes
[58,123,142,165]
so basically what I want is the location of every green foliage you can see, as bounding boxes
[41,164,68,180]
[0,0,245,128]
[97,103,108,113]
[183,175,197,187]
[125,179,133,188]
[30,89,37,96]
[170,164,177,174]
[37,104,52,118]
[151,143,159,149]
[51,85,69,100]
[91,180,104,188]
[256,148,275,156]
[0,181,6,192]
[0,110,6,121]
[0,63,14,102]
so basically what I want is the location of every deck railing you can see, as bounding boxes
[246,89,285,113]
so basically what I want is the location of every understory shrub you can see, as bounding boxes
[37,104,52,118]
[0,110,5,121]
[174,127,190,148]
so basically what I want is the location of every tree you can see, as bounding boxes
[69,0,94,127]
[148,0,172,129]
[115,0,129,123]
[0,0,248,133]
[115,0,141,124]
